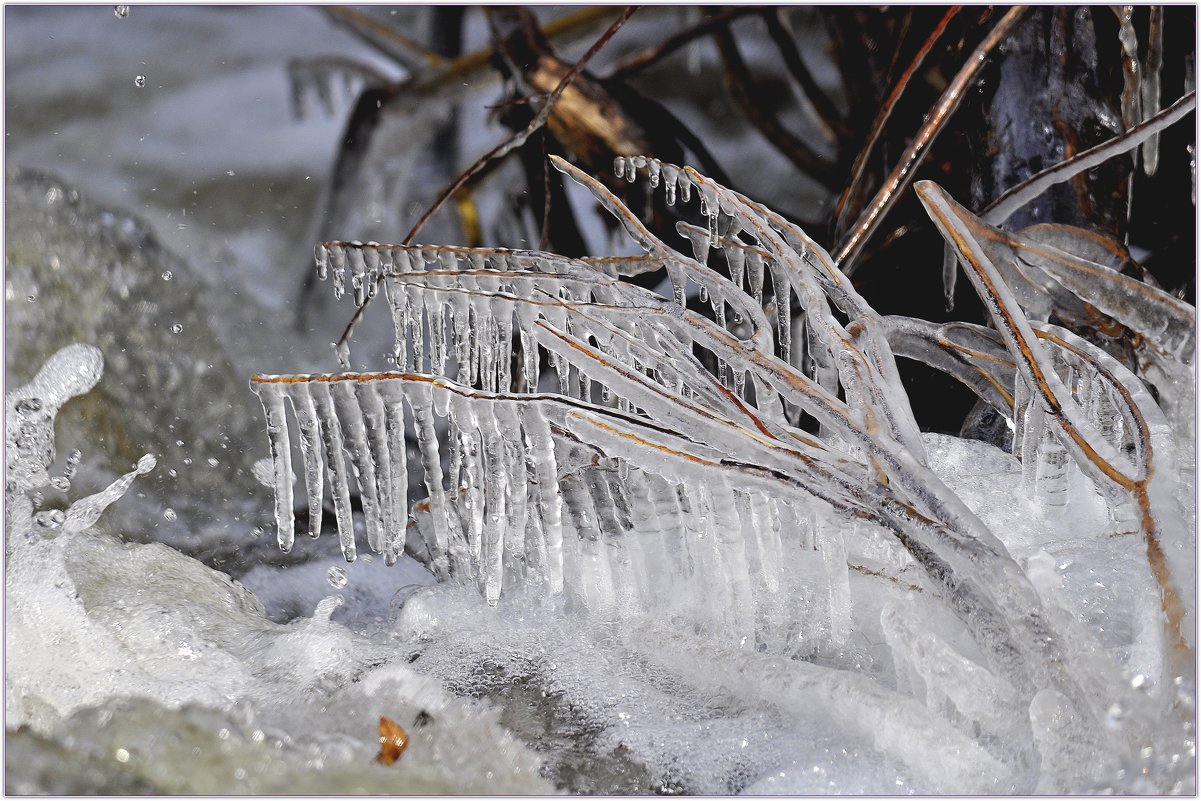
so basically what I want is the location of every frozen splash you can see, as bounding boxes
[5,344,157,544]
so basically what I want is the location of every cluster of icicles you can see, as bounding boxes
[253,155,1193,695]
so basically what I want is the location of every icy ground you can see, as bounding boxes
[4,6,1196,795]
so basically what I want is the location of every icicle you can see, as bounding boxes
[518,313,539,392]
[1088,376,1123,449]
[665,261,687,308]
[285,383,324,539]
[379,383,408,565]
[309,381,357,562]
[453,398,486,577]
[746,250,765,305]
[331,380,385,554]
[815,514,851,646]
[314,243,330,281]
[710,479,755,639]
[678,173,692,204]
[521,403,563,592]
[363,245,381,299]
[495,300,514,393]
[479,312,497,393]
[551,351,570,396]
[768,262,793,365]
[725,245,746,291]
[1142,7,1163,175]
[648,158,662,187]
[253,381,295,553]
[331,244,347,300]
[613,156,626,180]
[683,220,712,266]
[590,468,641,613]
[409,295,426,374]
[431,298,448,376]
[1034,427,1071,512]
[476,404,508,605]
[1020,394,1046,494]
[406,384,455,574]
[348,244,368,306]
[495,404,528,585]
[386,277,409,369]
[355,381,396,557]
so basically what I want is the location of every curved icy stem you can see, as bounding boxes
[918,180,1194,677]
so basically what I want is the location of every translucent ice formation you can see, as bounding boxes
[252,160,1196,793]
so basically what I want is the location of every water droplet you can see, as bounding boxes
[251,526,265,538]
[327,566,348,589]
[34,509,65,529]
[26,294,37,303]
[162,507,176,522]
[134,75,146,88]
[114,5,129,17]
[182,458,193,466]
[161,270,173,281]
[15,397,43,415]
[1131,674,1147,689]
[170,323,183,334]
[206,457,218,468]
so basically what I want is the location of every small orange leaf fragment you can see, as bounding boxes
[374,715,409,765]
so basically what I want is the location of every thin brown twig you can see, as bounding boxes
[832,6,961,239]
[541,129,553,250]
[714,25,840,190]
[323,7,446,73]
[333,6,640,358]
[834,6,1027,273]
[605,6,761,81]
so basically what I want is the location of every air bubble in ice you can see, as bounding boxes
[134,75,146,88]
[170,323,183,334]
[207,457,219,467]
[163,507,176,522]
[327,566,348,589]
[15,397,43,415]
[161,270,173,281]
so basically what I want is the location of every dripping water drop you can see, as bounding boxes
[327,566,348,589]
